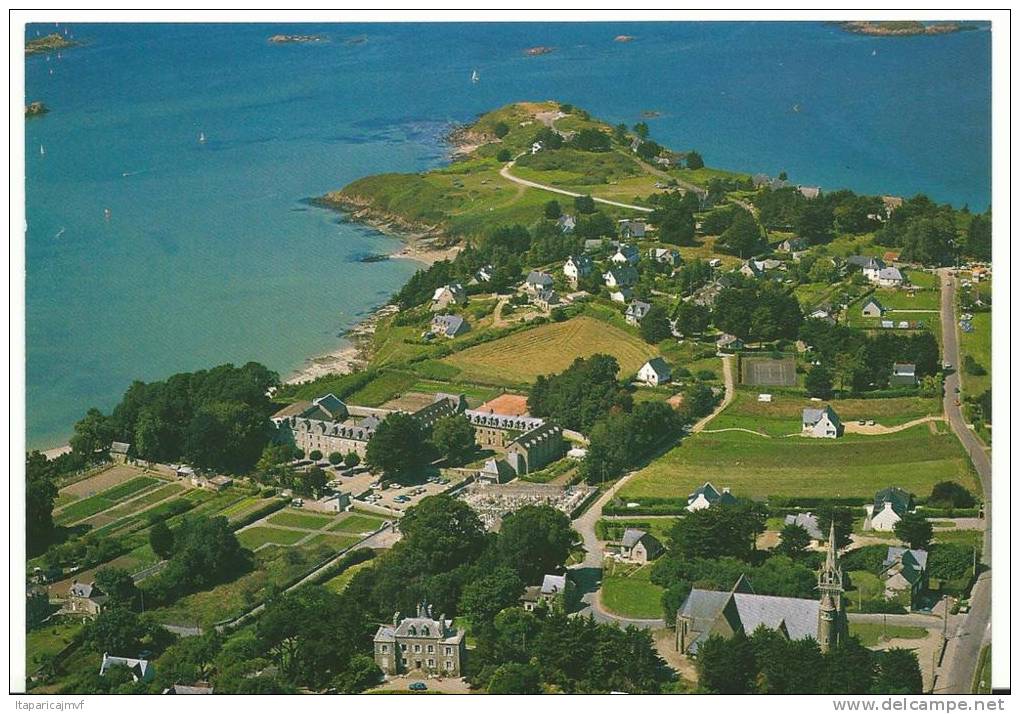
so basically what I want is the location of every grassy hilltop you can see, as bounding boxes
[319,100,748,243]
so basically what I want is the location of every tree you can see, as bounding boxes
[929,481,976,509]
[805,364,834,399]
[328,452,343,466]
[964,212,991,261]
[301,466,329,498]
[696,633,757,693]
[95,567,141,610]
[26,452,58,549]
[458,567,524,625]
[649,193,696,246]
[86,607,148,655]
[149,520,175,560]
[636,139,663,161]
[498,505,575,583]
[776,524,811,558]
[487,662,542,694]
[493,121,510,138]
[364,412,433,484]
[670,503,766,561]
[633,122,649,139]
[613,123,628,143]
[70,408,114,460]
[795,202,835,244]
[496,148,512,162]
[344,451,361,468]
[543,200,562,220]
[716,209,767,257]
[673,301,711,336]
[639,305,672,344]
[574,194,596,214]
[893,512,933,550]
[817,506,854,550]
[399,495,487,574]
[570,128,611,152]
[430,414,477,466]
[309,449,323,461]
[528,354,630,432]
[332,655,383,693]
[872,648,923,694]
[685,150,704,170]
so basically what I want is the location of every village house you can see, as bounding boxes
[649,247,682,267]
[751,173,792,191]
[861,296,885,317]
[557,214,576,233]
[110,441,131,463]
[531,288,562,311]
[520,573,574,613]
[676,525,847,654]
[611,243,641,265]
[65,581,107,618]
[809,308,836,325]
[802,405,843,439]
[523,270,554,294]
[609,288,633,304]
[882,195,904,218]
[740,259,765,279]
[784,512,824,544]
[890,362,918,387]
[431,283,467,312]
[603,265,638,288]
[865,487,915,531]
[777,237,807,252]
[431,314,469,339]
[477,457,516,484]
[618,219,647,239]
[798,185,821,200]
[716,333,743,352]
[625,300,652,325]
[882,547,929,607]
[686,482,737,512]
[563,255,593,285]
[475,264,493,283]
[637,357,672,386]
[100,654,154,683]
[373,602,466,677]
[505,423,565,476]
[616,528,664,564]
[873,266,905,287]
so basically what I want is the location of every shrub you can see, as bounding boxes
[695,369,717,381]
[496,148,512,162]
[328,452,343,466]
[309,450,323,461]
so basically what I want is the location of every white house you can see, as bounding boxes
[524,270,554,294]
[431,283,467,312]
[625,300,652,325]
[563,255,593,285]
[603,266,638,288]
[557,214,576,233]
[100,654,154,683]
[716,333,743,351]
[740,260,765,279]
[865,487,914,531]
[649,247,682,267]
[686,482,737,512]
[637,357,671,386]
[874,266,905,287]
[809,308,836,325]
[609,288,632,303]
[618,219,647,239]
[802,405,843,439]
[611,244,640,266]
[798,185,821,200]
[890,362,917,387]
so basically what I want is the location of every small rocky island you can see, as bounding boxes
[837,21,974,36]
[25,101,49,118]
[524,46,554,56]
[25,33,76,55]
[268,34,327,44]
[614,35,636,43]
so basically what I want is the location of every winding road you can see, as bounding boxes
[500,161,654,213]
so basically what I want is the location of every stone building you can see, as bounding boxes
[65,581,107,618]
[505,423,564,476]
[464,409,545,450]
[373,602,466,677]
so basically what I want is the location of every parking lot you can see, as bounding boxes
[323,466,459,515]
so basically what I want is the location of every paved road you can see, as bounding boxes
[568,356,735,629]
[934,270,992,694]
[500,161,654,213]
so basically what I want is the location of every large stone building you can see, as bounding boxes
[464,409,545,450]
[676,523,847,654]
[373,602,466,677]
[271,393,465,458]
[505,422,564,476]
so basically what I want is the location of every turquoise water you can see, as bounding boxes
[24,22,991,449]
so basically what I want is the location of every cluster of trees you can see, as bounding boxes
[70,363,280,474]
[26,451,60,551]
[877,196,989,265]
[360,410,478,484]
[715,208,768,257]
[528,354,632,432]
[647,191,698,246]
[580,400,684,484]
[713,278,804,342]
[799,320,940,394]
[695,628,922,694]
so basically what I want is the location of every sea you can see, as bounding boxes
[24,21,991,450]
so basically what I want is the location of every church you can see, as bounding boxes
[675,522,848,654]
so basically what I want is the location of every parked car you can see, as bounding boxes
[408,682,428,691]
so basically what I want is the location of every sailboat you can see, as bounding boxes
[471,69,479,83]
[39,145,45,156]
[872,49,877,56]
[198,131,206,144]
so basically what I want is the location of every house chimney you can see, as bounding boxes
[722,487,731,494]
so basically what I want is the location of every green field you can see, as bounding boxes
[708,390,943,436]
[600,562,664,619]
[54,476,161,525]
[345,370,421,407]
[959,311,991,398]
[266,511,335,530]
[238,526,308,549]
[442,315,658,386]
[324,560,375,594]
[329,513,386,533]
[849,622,928,647]
[99,483,185,521]
[619,423,977,502]
[304,533,362,551]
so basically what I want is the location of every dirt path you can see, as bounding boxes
[499,161,654,213]
[841,415,945,435]
[690,354,735,434]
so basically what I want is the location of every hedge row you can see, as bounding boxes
[306,547,376,586]
[229,497,289,530]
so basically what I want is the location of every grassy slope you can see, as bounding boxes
[441,315,658,387]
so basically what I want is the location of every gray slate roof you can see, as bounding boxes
[874,487,913,515]
[784,512,823,540]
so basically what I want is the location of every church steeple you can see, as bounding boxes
[816,520,847,653]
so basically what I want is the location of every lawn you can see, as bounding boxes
[959,311,991,397]
[596,518,675,545]
[619,424,978,502]
[304,533,362,551]
[26,621,83,669]
[323,560,375,594]
[238,526,308,549]
[266,511,335,530]
[707,389,943,436]
[849,622,928,647]
[442,315,658,386]
[345,370,421,408]
[330,513,386,533]
[98,482,185,521]
[54,476,162,525]
[600,562,665,620]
